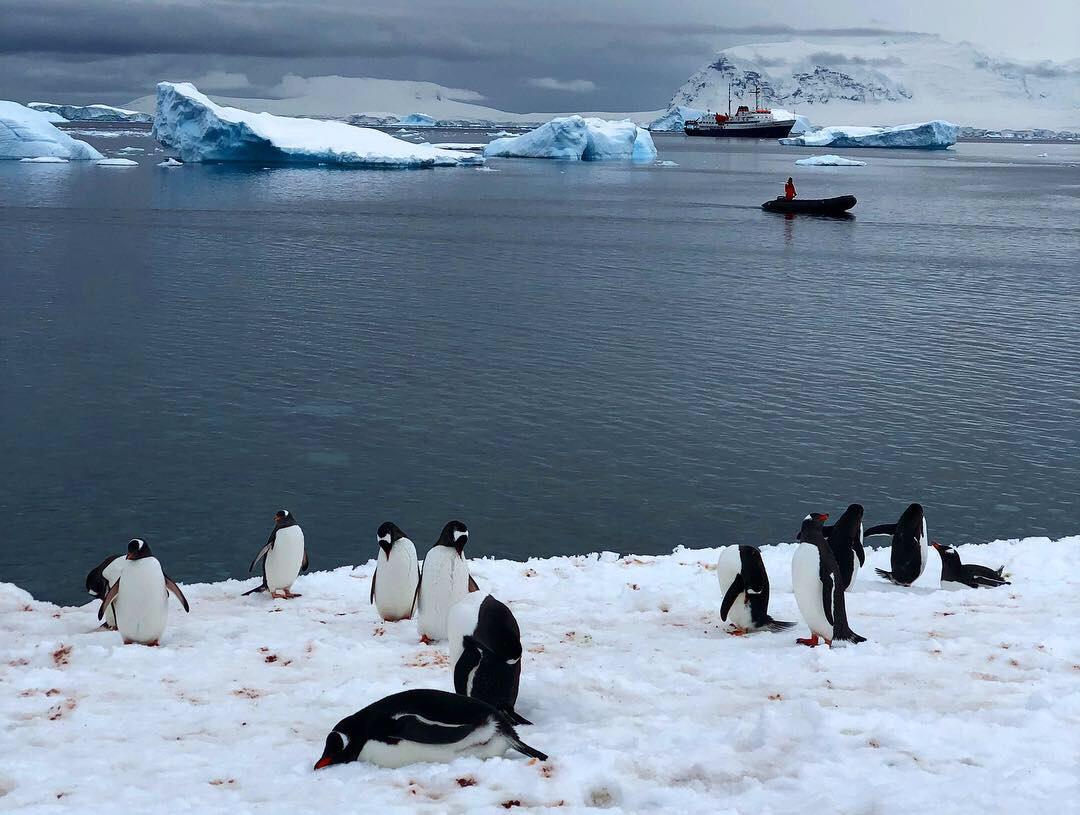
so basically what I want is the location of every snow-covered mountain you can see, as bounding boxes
[666,35,1079,131]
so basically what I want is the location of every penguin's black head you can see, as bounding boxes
[796,513,828,540]
[126,538,152,560]
[274,509,296,527]
[376,522,406,556]
[314,722,364,770]
[931,541,959,562]
[437,520,469,553]
[846,504,864,521]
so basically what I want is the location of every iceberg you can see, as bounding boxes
[27,102,152,123]
[794,154,867,166]
[19,156,69,163]
[398,113,437,127]
[0,101,104,160]
[96,158,138,167]
[483,115,657,161]
[780,120,958,149]
[152,83,483,167]
[158,157,183,167]
[648,106,704,132]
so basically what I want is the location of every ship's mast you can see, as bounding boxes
[727,82,731,117]
[754,84,760,110]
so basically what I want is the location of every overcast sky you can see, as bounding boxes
[1,0,1076,110]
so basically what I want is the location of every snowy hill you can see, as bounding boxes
[667,35,1080,131]
[127,75,661,126]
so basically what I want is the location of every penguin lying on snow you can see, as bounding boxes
[791,514,865,648]
[819,503,865,590]
[98,539,189,646]
[368,522,420,622]
[932,542,1010,588]
[86,553,125,630]
[244,510,309,599]
[715,546,794,633]
[866,503,928,586]
[417,520,479,643]
[314,689,547,770]
[448,593,530,724]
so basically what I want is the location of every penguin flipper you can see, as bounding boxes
[370,566,377,605]
[410,563,421,617]
[98,578,121,621]
[389,714,477,745]
[164,575,190,613]
[819,569,835,627]
[853,538,866,567]
[875,568,898,584]
[249,541,273,573]
[720,575,746,622]
[468,574,480,593]
[301,550,309,573]
[864,524,897,538]
[453,637,484,696]
[504,707,532,726]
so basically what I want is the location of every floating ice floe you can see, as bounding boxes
[27,102,152,123]
[484,115,657,161]
[157,157,183,167]
[152,83,484,168]
[430,142,485,152]
[19,156,69,163]
[780,120,958,149]
[116,146,144,153]
[656,160,679,167]
[794,154,867,166]
[96,158,138,167]
[0,101,104,160]
[487,130,516,137]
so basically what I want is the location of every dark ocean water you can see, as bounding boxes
[2,129,1078,604]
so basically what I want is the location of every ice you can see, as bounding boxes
[794,154,867,166]
[95,158,139,167]
[152,83,484,168]
[771,108,814,135]
[1,534,1077,812]
[656,160,679,167]
[484,116,657,161]
[28,102,152,123]
[0,102,104,160]
[398,113,437,127]
[157,158,183,167]
[780,120,958,149]
[487,130,516,137]
[19,156,69,164]
[647,106,705,132]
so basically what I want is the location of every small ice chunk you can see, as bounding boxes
[96,158,139,166]
[19,156,69,163]
[794,154,867,166]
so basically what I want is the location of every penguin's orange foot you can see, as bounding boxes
[796,635,820,648]
[728,627,748,637]
[419,635,434,645]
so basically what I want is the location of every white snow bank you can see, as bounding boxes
[95,158,138,167]
[795,154,867,166]
[781,120,958,149]
[19,156,69,164]
[484,115,657,161]
[28,102,152,123]
[2,535,1077,813]
[0,102,104,161]
[152,83,483,168]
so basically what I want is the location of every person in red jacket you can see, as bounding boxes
[785,177,797,200]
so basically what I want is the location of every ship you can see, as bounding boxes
[684,85,796,139]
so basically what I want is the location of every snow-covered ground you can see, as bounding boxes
[780,121,958,149]
[2,535,1077,814]
[0,102,103,161]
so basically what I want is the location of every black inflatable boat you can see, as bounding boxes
[761,195,857,215]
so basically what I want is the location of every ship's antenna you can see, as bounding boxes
[727,82,731,117]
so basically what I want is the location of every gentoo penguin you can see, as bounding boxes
[416,520,479,643]
[368,522,420,621]
[86,553,125,629]
[447,593,530,724]
[791,514,865,648]
[816,503,865,590]
[932,542,1010,588]
[866,503,928,586]
[314,689,546,770]
[244,509,308,599]
[97,539,189,645]
[715,545,794,634]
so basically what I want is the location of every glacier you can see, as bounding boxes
[28,102,152,123]
[0,102,104,160]
[780,120,958,149]
[151,83,483,168]
[483,116,657,161]
[794,154,867,166]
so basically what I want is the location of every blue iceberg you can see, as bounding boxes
[28,102,152,123]
[398,113,437,127]
[484,115,657,161]
[648,106,704,132]
[0,101,104,160]
[780,120,958,149]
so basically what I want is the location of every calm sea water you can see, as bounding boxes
[2,129,1078,604]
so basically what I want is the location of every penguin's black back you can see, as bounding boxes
[85,554,123,599]
[891,503,925,585]
[826,504,864,590]
[454,596,525,718]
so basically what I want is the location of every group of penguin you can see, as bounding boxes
[84,501,1008,772]
[717,503,1009,648]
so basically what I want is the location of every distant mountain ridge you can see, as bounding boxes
[666,35,1079,131]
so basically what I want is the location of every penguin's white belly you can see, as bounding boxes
[849,558,861,589]
[792,543,832,640]
[374,540,420,621]
[115,558,168,644]
[101,558,126,629]
[715,546,753,629]
[358,720,505,768]
[265,527,305,591]
[447,593,486,668]
[418,550,472,641]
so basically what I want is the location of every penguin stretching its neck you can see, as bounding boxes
[791,514,866,648]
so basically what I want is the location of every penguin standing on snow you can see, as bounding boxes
[368,522,420,621]
[447,593,530,724]
[932,542,1010,588]
[86,553,125,629]
[314,689,546,770]
[244,509,308,599]
[866,503,928,586]
[715,545,794,634]
[417,520,479,643]
[791,514,865,648]
[817,503,865,590]
[97,539,189,645]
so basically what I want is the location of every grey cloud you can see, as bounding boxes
[526,78,597,93]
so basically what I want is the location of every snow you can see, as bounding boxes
[794,154,868,166]
[398,113,437,127]
[780,120,958,149]
[18,156,69,164]
[60,128,147,139]
[157,158,183,167]
[484,116,657,162]
[2,534,1077,813]
[0,102,104,161]
[95,158,139,167]
[27,102,152,123]
[152,83,484,168]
